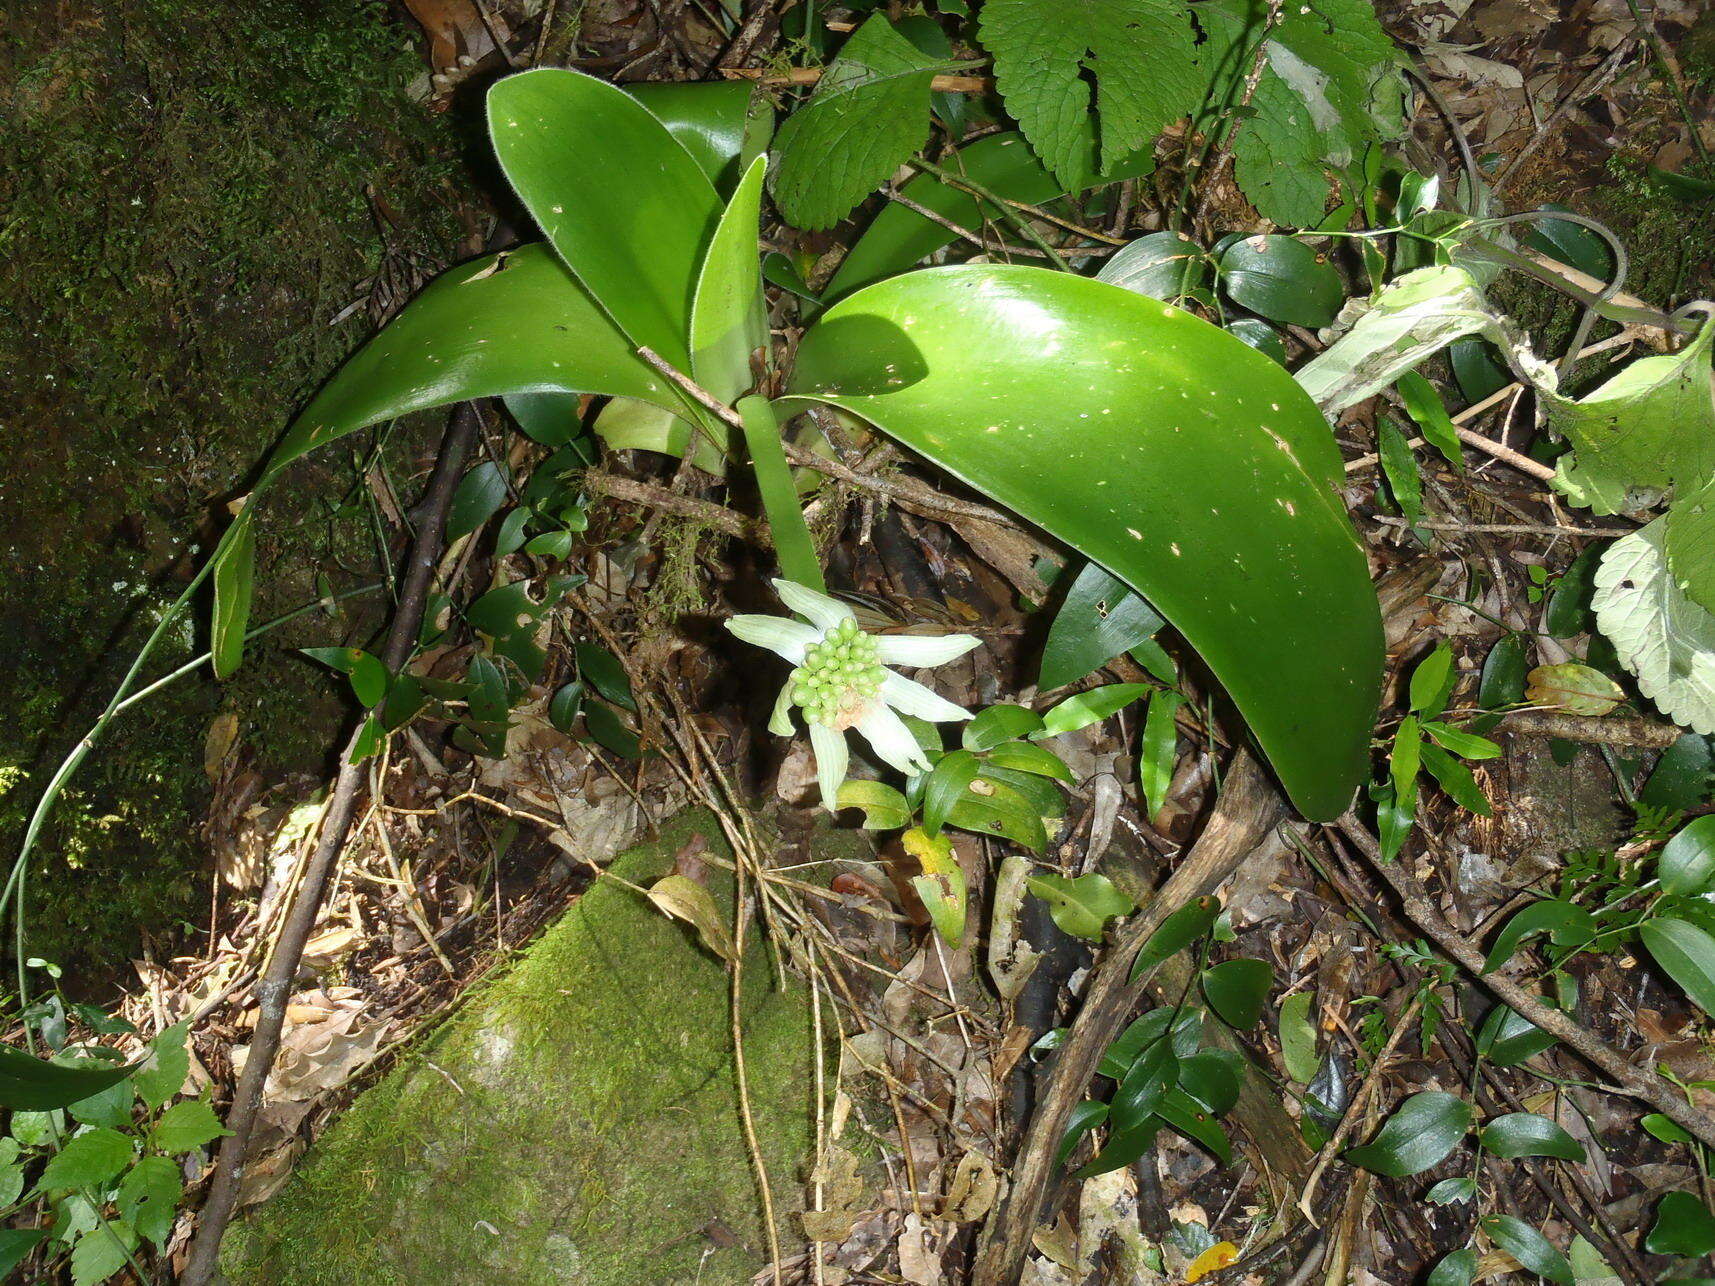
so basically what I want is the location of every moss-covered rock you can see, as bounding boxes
[224,811,827,1285]
[0,0,464,974]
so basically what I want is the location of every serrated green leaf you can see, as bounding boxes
[1201,958,1272,1029]
[39,1128,134,1192]
[1478,1111,1584,1161]
[151,1100,229,1156]
[1481,1215,1573,1284]
[980,0,1200,187]
[66,1077,133,1131]
[770,17,940,229]
[1027,872,1133,941]
[1344,1090,1472,1177]
[69,1222,137,1286]
[117,1156,182,1248]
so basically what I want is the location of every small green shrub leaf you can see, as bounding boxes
[1480,1215,1573,1284]
[1642,916,1715,1019]
[1483,899,1595,973]
[1026,873,1133,942]
[39,1128,134,1192]
[1344,1090,1472,1177]
[1478,1112,1584,1162]
[1217,235,1344,328]
[1662,816,1715,896]
[1201,958,1273,1030]
[1648,1190,1715,1257]
[151,1099,231,1155]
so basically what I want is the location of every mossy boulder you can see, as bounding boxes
[224,811,831,1285]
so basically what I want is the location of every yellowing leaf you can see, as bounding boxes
[905,827,968,949]
[1524,663,1624,717]
[1186,1241,1239,1282]
[647,875,737,963]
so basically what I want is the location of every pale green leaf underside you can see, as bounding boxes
[981,0,1201,186]
[1593,521,1715,734]
[770,15,941,229]
[788,265,1381,820]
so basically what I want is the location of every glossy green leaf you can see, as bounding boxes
[1397,370,1464,470]
[1642,1112,1694,1145]
[1649,1190,1715,1257]
[1039,562,1166,690]
[626,80,771,194]
[1479,1111,1584,1161]
[549,680,585,734]
[789,266,1382,819]
[1072,1111,1159,1180]
[0,1046,131,1111]
[692,157,769,404]
[1138,690,1183,818]
[447,461,509,541]
[1421,722,1501,760]
[1111,1037,1179,1127]
[1544,544,1601,638]
[1056,1099,1109,1166]
[1642,916,1715,1019]
[1477,1002,1558,1068]
[984,739,1075,782]
[1523,206,1614,281]
[1378,415,1422,527]
[1278,991,1319,1082]
[1154,1086,1232,1165]
[211,509,256,680]
[583,699,642,760]
[923,750,981,836]
[1483,899,1595,973]
[1131,897,1220,981]
[1426,1248,1477,1286]
[1344,1090,1472,1177]
[1100,1009,1204,1079]
[964,705,1044,751]
[488,68,720,367]
[266,244,674,489]
[576,642,636,712]
[593,397,726,474]
[1421,743,1491,816]
[1027,872,1133,941]
[740,395,824,590]
[976,765,1066,820]
[1098,232,1208,302]
[1217,234,1344,327]
[1641,732,1715,812]
[1039,683,1153,737]
[1201,958,1273,1030]
[1226,317,1288,366]
[1469,632,1528,734]
[505,391,584,447]
[1662,816,1715,896]
[302,647,390,709]
[1426,1177,1476,1206]
[946,779,1050,850]
[1409,643,1455,717]
[1480,1215,1573,1285]
[835,779,911,829]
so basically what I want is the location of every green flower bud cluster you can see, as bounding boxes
[789,617,885,728]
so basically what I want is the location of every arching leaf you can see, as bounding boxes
[626,80,772,195]
[691,156,770,404]
[788,265,1382,819]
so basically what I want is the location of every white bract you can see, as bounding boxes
[726,579,980,808]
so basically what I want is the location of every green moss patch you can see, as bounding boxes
[224,811,830,1285]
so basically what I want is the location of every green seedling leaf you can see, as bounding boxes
[1525,663,1624,717]
[1477,1002,1558,1068]
[1227,317,1288,365]
[1056,1099,1109,1167]
[1396,370,1463,469]
[770,16,941,229]
[905,827,968,948]
[980,0,1199,186]
[790,265,1383,819]
[648,874,737,963]
[1480,1215,1573,1284]
[583,700,642,760]
[1649,1190,1715,1257]
[1131,897,1220,981]
[1027,873,1133,942]
[211,508,257,679]
[1421,743,1491,816]
[1278,991,1320,1082]
[1544,544,1601,638]
[1217,235,1344,328]
[1478,1112,1584,1161]
[1389,715,1421,807]
[152,1099,230,1155]
[39,1128,134,1192]
[302,647,390,709]
[1662,815,1715,896]
[835,779,911,829]
[1483,899,1596,973]
[1039,562,1166,690]
[118,1155,183,1248]
[1421,722,1501,760]
[1409,643,1456,717]
[1138,690,1183,819]
[964,704,1044,752]
[1201,958,1273,1030]
[1039,683,1153,737]
[1642,916,1715,1019]
[1344,1090,1472,1177]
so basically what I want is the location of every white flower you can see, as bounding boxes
[726,579,980,809]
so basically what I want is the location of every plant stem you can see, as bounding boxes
[737,395,826,591]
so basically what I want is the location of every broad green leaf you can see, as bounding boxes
[0,1230,47,1279]
[1155,1086,1233,1164]
[1027,872,1134,941]
[584,700,642,760]
[1642,732,1715,812]
[593,396,727,474]
[984,740,1075,782]
[1039,683,1153,737]
[1344,1090,1472,1177]
[980,0,1200,186]
[1642,916,1715,1018]
[1426,1247,1477,1286]
[0,1046,131,1111]
[1111,1037,1179,1128]
[1568,1235,1617,1284]
[1227,317,1288,365]
[923,750,981,837]
[1201,958,1273,1029]
[1525,662,1625,718]
[1177,1049,1243,1115]
[151,1099,230,1155]
[905,828,968,949]
[691,157,769,404]
[789,266,1382,819]
[1409,643,1456,717]
[1470,632,1528,734]
[302,647,389,709]
[1100,1009,1204,1078]
[1642,1112,1694,1145]
[504,391,584,448]
[1480,1215,1573,1285]
[1524,206,1613,280]
[770,16,940,230]
[647,874,737,963]
[1072,1111,1159,1180]
[1483,899,1595,973]
[211,509,256,680]
[1592,520,1715,734]
[1396,371,1464,469]
[1478,1112,1584,1161]
[1378,415,1422,527]
[1131,897,1220,981]
[626,80,772,195]
[1278,991,1320,1082]
[1099,232,1209,302]
[835,779,911,829]
[117,1155,182,1248]
[548,681,584,734]
[488,68,720,368]
[979,765,1067,820]
[39,1128,134,1192]
[1421,743,1491,816]
[823,130,1154,302]
[1662,816,1715,896]
[1389,715,1421,806]
[964,705,1045,751]
[1039,562,1166,691]
[576,642,636,712]
[1217,234,1344,328]
[495,505,532,558]
[1056,1099,1109,1166]
[1477,1002,1558,1068]
[1138,690,1184,818]
[946,780,1050,851]
[266,244,675,489]
[1649,1190,1715,1257]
